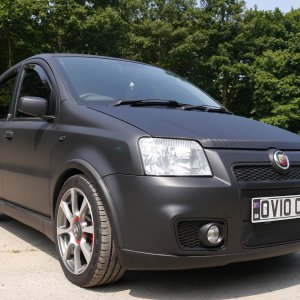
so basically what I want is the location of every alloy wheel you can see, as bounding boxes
[56,187,94,275]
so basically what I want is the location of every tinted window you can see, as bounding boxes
[0,73,17,119]
[17,64,51,117]
[19,64,51,101]
[56,57,220,107]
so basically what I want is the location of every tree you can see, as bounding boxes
[251,9,300,133]
[0,0,299,133]
[0,0,38,71]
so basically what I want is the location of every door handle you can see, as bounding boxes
[4,130,14,139]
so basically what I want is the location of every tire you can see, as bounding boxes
[55,174,125,287]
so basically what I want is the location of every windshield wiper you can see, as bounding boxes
[111,99,185,108]
[111,99,232,114]
[181,105,232,114]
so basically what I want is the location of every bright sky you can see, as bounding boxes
[244,0,300,12]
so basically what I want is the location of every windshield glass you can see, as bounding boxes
[56,56,220,107]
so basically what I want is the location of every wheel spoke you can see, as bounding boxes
[57,226,70,236]
[63,241,74,261]
[80,239,92,264]
[82,225,94,235]
[74,244,82,274]
[60,201,73,222]
[70,188,79,216]
[79,196,89,219]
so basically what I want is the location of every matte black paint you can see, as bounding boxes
[89,105,300,150]
[18,96,48,117]
[1,54,300,271]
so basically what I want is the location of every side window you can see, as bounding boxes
[0,74,17,119]
[17,64,52,117]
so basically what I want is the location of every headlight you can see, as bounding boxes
[138,138,212,176]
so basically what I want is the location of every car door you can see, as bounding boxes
[2,60,58,216]
[0,68,19,199]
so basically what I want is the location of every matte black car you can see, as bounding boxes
[1,54,300,287]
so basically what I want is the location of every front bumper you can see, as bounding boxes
[103,149,300,270]
[119,243,300,270]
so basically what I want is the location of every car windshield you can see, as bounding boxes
[55,56,220,107]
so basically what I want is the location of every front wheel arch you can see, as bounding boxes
[51,159,123,250]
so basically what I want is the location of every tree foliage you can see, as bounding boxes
[0,0,299,132]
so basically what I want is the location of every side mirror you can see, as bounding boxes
[17,96,52,120]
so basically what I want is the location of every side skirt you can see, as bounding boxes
[0,199,55,242]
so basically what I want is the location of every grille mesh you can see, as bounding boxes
[241,188,300,247]
[242,219,300,247]
[177,220,204,249]
[234,165,300,182]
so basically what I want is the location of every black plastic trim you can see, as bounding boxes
[0,199,54,242]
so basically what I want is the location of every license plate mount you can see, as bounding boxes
[251,195,300,223]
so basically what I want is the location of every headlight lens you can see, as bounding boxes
[138,138,212,176]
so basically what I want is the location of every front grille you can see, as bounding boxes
[234,165,300,182]
[242,188,300,247]
[243,219,300,247]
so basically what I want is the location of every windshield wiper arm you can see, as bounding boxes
[111,99,232,114]
[111,99,184,107]
[181,105,232,114]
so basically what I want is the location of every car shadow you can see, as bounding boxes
[96,254,300,299]
[0,213,57,258]
[1,213,300,299]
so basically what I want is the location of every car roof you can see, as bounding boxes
[0,53,163,81]
[27,53,156,68]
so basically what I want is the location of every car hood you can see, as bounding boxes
[88,105,300,150]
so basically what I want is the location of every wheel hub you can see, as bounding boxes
[72,218,82,242]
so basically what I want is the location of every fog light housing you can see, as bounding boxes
[199,223,224,247]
